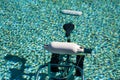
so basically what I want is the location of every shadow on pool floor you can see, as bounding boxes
[4,55,35,80]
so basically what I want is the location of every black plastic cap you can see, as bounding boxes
[84,48,92,53]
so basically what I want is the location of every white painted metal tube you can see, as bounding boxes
[44,42,85,55]
[61,10,82,16]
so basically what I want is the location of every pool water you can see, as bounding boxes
[0,0,120,80]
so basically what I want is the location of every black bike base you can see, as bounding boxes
[50,54,59,72]
[75,55,85,76]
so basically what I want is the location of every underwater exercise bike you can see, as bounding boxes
[35,23,92,80]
